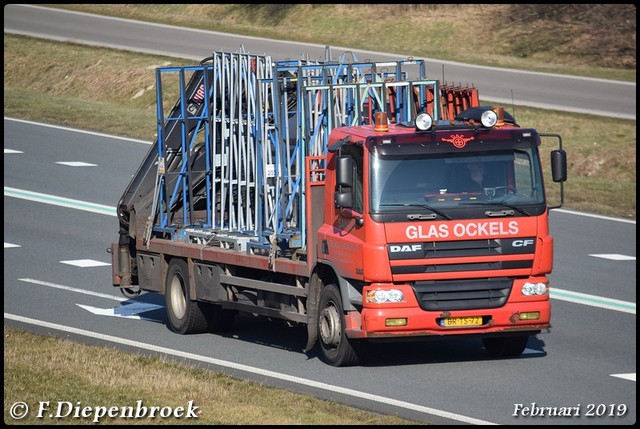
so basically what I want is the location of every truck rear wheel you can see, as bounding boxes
[317,283,361,367]
[165,258,210,334]
[482,335,529,357]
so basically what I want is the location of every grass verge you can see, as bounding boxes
[3,7,635,424]
[4,326,421,425]
[4,34,636,219]
[45,4,636,82]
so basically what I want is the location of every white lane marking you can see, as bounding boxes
[4,313,496,425]
[5,148,23,154]
[551,208,636,224]
[610,373,636,382]
[76,304,141,319]
[18,278,126,302]
[61,259,111,268]
[17,272,638,322]
[77,301,164,320]
[4,116,152,145]
[55,161,97,167]
[15,278,635,416]
[4,187,116,216]
[5,242,21,248]
[551,288,636,315]
[590,254,636,261]
[19,278,162,320]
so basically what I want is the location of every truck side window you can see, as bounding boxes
[342,145,363,213]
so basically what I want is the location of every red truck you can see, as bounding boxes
[110,50,567,366]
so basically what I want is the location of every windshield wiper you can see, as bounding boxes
[378,203,452,220]
[460,201,531,216]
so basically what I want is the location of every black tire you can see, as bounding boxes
[120,286,141,299]
[482,335,529,357]
[165,258,210,334]
[317,283,361,367]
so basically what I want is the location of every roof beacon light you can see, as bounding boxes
[494,106,505,126]
[480,109,498,128]
[415,112,433,131]
[374,112,389,132]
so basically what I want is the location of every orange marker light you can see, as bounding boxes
[374,112,389,132]
[493,107,505,127]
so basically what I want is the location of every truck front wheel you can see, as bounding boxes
[317,284,361,367]
[165,258,210,334]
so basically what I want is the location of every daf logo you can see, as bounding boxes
[390,244,422,253]
[512,239,534,247]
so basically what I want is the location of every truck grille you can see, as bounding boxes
[412,278,512,311]
[388,238,535,275]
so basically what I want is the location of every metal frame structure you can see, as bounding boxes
[149,51,442,254]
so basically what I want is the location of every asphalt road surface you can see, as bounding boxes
[3,4,636,425]
[3,4,636,120]
[4,118,636,425]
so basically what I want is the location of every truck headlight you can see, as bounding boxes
[415,113,433,131]
[366,289,404,303]
[480,109,498,127]
[521,282,548,296]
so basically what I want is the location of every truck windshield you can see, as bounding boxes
[370,148,544,213]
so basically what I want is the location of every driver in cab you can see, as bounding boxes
[448,161,487,193]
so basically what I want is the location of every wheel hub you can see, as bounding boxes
[170,276,186,319]
[319,304,341,347]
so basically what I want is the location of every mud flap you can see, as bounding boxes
[304,273,321,352]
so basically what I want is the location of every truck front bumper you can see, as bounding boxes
[345,277,551,339]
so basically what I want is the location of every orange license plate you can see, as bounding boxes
[443,316,483,327]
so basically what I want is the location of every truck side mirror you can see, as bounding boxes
[334,191,353,208]
[551,149,567,183]
[334,155,354,208]
[335,155,354,187]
